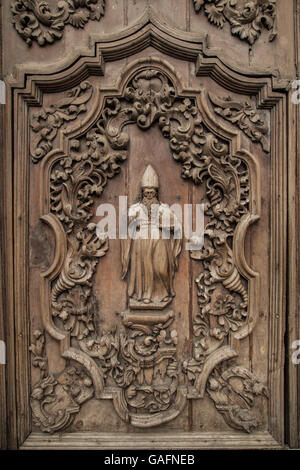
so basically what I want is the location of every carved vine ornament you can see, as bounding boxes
[11,1,276,47]
[29,66,268,434]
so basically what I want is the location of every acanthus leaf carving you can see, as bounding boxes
[31,81,94,163]
[209,93,270,153]
[193,0,277,46]
[11,0,105,46]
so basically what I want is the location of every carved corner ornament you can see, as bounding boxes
[193,0,277,46]
[29,61,268,434]
[30,80,94,163]
[207,366,269,433]
[11,0,105,46]
[209,93,270,153]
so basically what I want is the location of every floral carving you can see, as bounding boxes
[30,81,94,163]
[193,0,277,45]
[11,0,105,46]
[209,93,270,152]
[29,330,94,433]
[32,65,266,432]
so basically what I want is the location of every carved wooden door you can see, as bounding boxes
[1,0,299,450]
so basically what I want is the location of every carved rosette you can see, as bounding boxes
[193,0,277,45]
[11,0,105,46]
[30,62,267,433]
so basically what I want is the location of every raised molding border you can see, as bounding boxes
[21,431,281,450]
[4,8,290,448]
[0,0,8,450]
[287,0,300,450]
[0,1,17,450]
[7,8,288,88]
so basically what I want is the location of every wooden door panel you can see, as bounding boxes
[1,1,299,449]
[22,46,283,444]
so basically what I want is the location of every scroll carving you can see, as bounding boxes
[209,93,270,153]
[193,0,277,45]
[31,81,94,163]
[11,0,105,46]
[31,61,267,433]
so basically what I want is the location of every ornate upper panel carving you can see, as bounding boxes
[10,1,277,49]
[11,0,105,46]
[193,0,277,45]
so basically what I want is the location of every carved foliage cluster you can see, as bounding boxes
[31,67,267,433]
[182,144,251,394]
[11,0,105,46]
[10,1,277,47]
[29,330,94,433]
[209,93,270,152]
[31,81,94,163]
[193,0,277,45]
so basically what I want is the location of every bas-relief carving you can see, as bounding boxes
[207,366,268,433]
[29,62,268,434]
[11,0,105,46]
[193,0,277,46]
[209,93,270,153]
[10,1,277,48]
[31,81,94,163]
[121,165,182,310]
[30,330,94,432]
